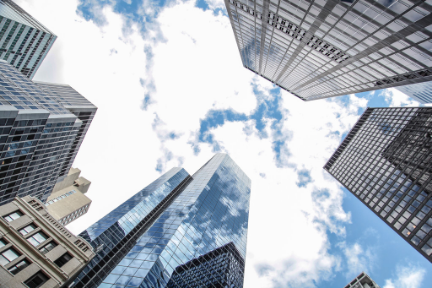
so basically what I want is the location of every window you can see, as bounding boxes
[54,253,72,267]
[8,259,30,275]
[24,272,49,288]
[0,247,20,266]
[3,211,23,222]
[26,232,48,247]
[0,238,6,248]
[39,242,57,254]
[19,224,36,236]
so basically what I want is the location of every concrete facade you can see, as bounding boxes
[46,168,92,226]
[344,272,381,288]
[0,196,94,288]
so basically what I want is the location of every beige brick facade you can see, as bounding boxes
[0,196,94,288]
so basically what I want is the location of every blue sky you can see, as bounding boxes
[20,0,432,287]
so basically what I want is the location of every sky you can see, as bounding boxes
[16,0,432,287]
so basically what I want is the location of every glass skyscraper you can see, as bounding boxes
[396,81,432,104]
[71,153,251,288]
[166,242,245,288]
[0,60,96,205]
[225,0,432,101]
[0,0,56,79]
[324,107,432,262]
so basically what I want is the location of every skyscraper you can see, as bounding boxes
[0,60,96,205]
[0,0,56,79]
[71,153,251,288]
[166,242,245,288]
[225,0,432,101]
[324,107,432,262]
[396,81,432,104]
[35,82,97,177]
[46,167,92,226]
[344,272,381,288]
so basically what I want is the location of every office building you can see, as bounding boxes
[225,0,432,101]
[324,107,432,262]
[35,82,97,176]
[0,60,97,206]
[396,81,432,104]
[71,153,251,288]
[166,242,245,288]
[344,272,380,288]
[0,195,95,287]
[46,167,92,226]
[0,0,56,79]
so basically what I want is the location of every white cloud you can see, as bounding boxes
[17,0,162,228]
[338,242,376,280]
[204,0,226,10]
[383,264,426,288]
[382,88,422,107]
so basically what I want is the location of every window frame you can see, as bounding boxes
[0,247,20,266]
[39,242,57,255]
[8,258,30,275]
[3,210,23,222]
[19,224,36,236]
[54,252,72,267]
[23,271,49,288]
[26,231,48,247]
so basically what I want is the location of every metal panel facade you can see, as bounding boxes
[325,107,432,262]
[225,0,432,101]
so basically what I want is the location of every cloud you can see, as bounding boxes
[383,88,422,107]
[339,242,376,280]
[383,264,426,288]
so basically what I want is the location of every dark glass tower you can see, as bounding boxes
[225,0,432,101]
[71,153,251,288]
[0,60,96,205]
[166,242,245,288]
[325,107,432,262]
[0,0,56,78]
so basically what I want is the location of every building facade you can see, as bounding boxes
[344,272,381,288]
[71,153,251,288]
[0,60,97,206]
[324,107,432,262]
[0,0,56,79]
[396,81,432,104]
[46,168,92,226]
[0,196,94,288]
[166,242,245,288]
[225,0,432,101]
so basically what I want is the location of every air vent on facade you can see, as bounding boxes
[267,12,306,41]
[375,69,432,86]
[307,36,350,63]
